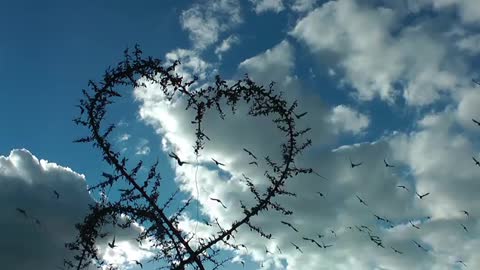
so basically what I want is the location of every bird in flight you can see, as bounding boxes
[391,247,403,254]
[240,261,245,268]
[53,190,60,199]
[321,241,333,249]
[312,170,330,181]
[361,225,372,232]
[108,236,117,249]
[409,220,420,229]
[416,192,430,199]
[472,118,480,126]
[265,246,272,255]
[397,185,409,191]
[356,195,368,206]
[294,111,308,119]
[210,197,227,209]
[303,237,322,248]
[473,157,480,167]
[248,161,258,166]
[456,260,467,267]
[34,218,41,226]
[460,223,468,232]
[276,245,282,254]
[168,152,189,166]
[211,158,225,166]
[412,240,428,252]
[290,242,303,253]
[460,210,470,217]
[316,192,324,197]
[384,159,395,168]
[133,260,143,268]
[349,157,363,168]
[281,221,299,232]
[16,208,28,217]
[330,229,337,237]
[243,148,257,160]
[317,234,324,239]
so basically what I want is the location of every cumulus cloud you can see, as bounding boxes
[412,0,480,24]
[290,0,467,106]
[132,27,480,269]
[0,149,151,270]
[328,105,370,134]
[250,0,285,14]
[180,0,242,50]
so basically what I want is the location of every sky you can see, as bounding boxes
[1,0,480,269]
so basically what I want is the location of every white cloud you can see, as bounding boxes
[289,0,318,12]
[135,138,151,156]
[118,133,131,142]
[214,35,240,59]
[180,0,242,50]
[456,33,480,55]
[0,149,151,270]
[328,105,370,134]
[290,0,466,106]
[250,0,285,14]
[133,33,480,270]
[413,0,480,24]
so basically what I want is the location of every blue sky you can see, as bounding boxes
[1,0,480,269]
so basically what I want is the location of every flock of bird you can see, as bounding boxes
[167,136,479,269]
[15,117,480,269]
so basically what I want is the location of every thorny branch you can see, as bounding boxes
[69,45,314,270]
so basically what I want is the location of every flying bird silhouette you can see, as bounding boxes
[374,214,386,222]
[53,190,60,199]
[409,220,420,229]
[294,111,308,119]
[281,221,299,232]
[456,260,467,267]
[391,247,403,254]
[210,197,227,209]
[397,185,409,191]
[108,236,117,249]
[34,218,41,226]
[330,229,337,237]
[243,148,257,160]
[412,240,428,252]
[321,241,333,249]
[240,261,245,268]
[248,161,258,166]
[211,158,225,166]
[473,157,480,167]
[316,192,324,197]
[265,246,272,255]
[16,208,28,217]
[461,210,470,217]
[361,225,372,232]
[290,242,303,253]
[472,118,480,126]
[303,237,322,248]
[168,152,189,166]
[383,159,395,168]
[133,260,143,268]
[276,245,282,254]
[349,157,363,168]
[460,223,468,232]
[312,170,330,181]
[355,195,368,206]
[416,192,430,199]
[317,234,324,239]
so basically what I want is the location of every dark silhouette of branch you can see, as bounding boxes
[69,45,314,270]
